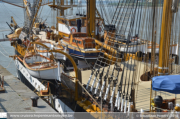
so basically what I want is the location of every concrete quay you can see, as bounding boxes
[0,65,56,113]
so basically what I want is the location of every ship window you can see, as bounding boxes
[73,39,81,44]
[70,20,76,26]
[78,41,82,44]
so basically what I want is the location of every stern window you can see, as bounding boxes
[73,39,82,44]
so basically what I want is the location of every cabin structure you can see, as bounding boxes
[57,15,101,38]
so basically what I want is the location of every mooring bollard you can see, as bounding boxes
[30,96,39,107]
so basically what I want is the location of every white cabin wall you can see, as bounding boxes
[58,23,87,34]
[58,23,71,34]
[81,27,86,33]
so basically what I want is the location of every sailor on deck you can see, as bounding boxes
[23,37,30,47]
[131,34,141,44]
[39,22,42,31]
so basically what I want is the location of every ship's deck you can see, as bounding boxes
[36,30,57,44]
[34,29,180,112]
[67,60,180,111]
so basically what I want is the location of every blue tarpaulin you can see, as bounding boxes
[152,75,180,94]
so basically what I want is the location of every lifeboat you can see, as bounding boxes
[23,53,62,80]
[35,41,69,60]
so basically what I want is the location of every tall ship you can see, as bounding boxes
[1,0,180,118]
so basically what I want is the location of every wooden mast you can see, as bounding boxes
[158,0,173,75]
[150,0,173,111]
[60,0,64,16]
[87,0,96,37]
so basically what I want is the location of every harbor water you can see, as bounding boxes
[0,3,22,76]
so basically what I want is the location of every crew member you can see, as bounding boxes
[131,34,139,42]
[39,22,42,31]
[42,22,46,29]
[23,37,30,47]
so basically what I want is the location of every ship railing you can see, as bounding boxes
[151,106,174,112]
[61,73,75,91]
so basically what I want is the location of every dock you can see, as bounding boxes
[0,65,56,112]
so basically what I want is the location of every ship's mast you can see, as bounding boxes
[60,0,64,16]
[150,0,178,112]
[158,0,173,75]
[86,0,96,37]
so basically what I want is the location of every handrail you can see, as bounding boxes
[29,42,55,61]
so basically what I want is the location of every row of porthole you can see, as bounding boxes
[20,63,46,92]
[21,67,41,91]
[56,100,68,113]
[57,100,62,113]
[19,62,52,102]
[18,62,34,89]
